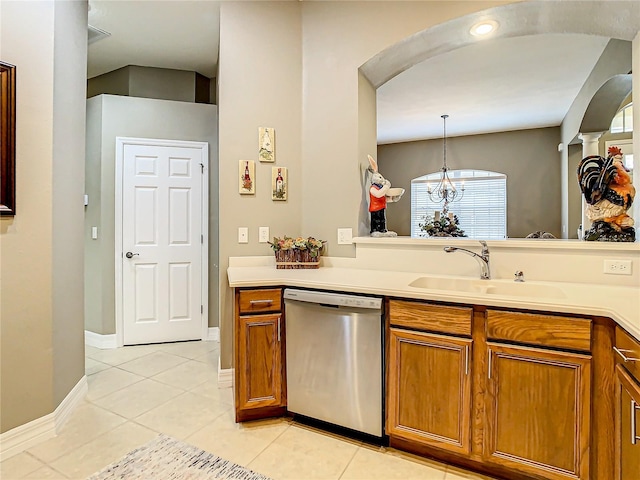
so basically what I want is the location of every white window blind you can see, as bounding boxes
[411,170,507,239]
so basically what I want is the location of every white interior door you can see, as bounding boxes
[118,138,207,345]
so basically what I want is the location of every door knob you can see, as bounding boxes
[125,252,139,259]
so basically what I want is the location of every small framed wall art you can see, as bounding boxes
[239,160,255,195]
[1,61,16,216]
[259,127,275,162]
[272,167,287,201]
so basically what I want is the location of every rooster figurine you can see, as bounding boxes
[577,146,635,242]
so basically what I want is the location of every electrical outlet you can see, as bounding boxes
[259,226,270,243]
[603,259,632,275]
[337,228,353,245]
[238,227,248,244]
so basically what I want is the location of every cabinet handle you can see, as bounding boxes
[465,345,469,376]
[250,299,273,306]
[277,317,281,342]
[614,346,640,363]
[632,400,640,445]
[488,349,493,380]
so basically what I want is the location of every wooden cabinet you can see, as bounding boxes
[388,328,472,455]
[387,300,473,456]
[484,342,591,480]
[387,302,594,480]
[229,284,632,480]
[614,326,640,480]
[234,288,285,422]
[483,309,592,480]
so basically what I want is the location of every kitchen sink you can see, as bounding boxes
[484,283,566,299]
[408,276,566,299]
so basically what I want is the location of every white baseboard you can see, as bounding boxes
[84,330,117,349]
[0,376,88,461]
[54,376,88,433]
[205,327,219,342]
[87,328,218,348]
[218,363,233,389]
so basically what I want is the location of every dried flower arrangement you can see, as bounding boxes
[268,236,326,269]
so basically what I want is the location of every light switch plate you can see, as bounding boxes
[337,228,353,245]
[238,227,249,244]
[259,226,270,243]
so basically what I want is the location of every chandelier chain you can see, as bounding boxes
[427,114,464,214]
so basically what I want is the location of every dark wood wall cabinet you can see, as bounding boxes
[234,288,637,480]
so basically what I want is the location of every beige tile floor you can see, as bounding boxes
[1,341,497,480]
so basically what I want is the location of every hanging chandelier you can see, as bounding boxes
[427,114,465,213]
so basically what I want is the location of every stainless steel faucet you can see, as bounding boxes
[444,240,491,280]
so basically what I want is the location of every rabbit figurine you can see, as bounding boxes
[367,155,398,237]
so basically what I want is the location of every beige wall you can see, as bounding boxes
[52,0,88,406]
[84,94,218,336]
[218,2,304,368]
[87,66,213,103]
[0,0,86,433]
[217,0,505,369]
[633,31,640,227]
[560,39,633,236]
[567,143,583,239]
[377,127,562,239]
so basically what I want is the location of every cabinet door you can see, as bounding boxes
[237,313,282,411]
[387,328,472,455]
[615,365,640,480]
[485,343,591,480]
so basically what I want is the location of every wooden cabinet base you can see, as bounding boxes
[389,436,541,480]
[235,406,286,423]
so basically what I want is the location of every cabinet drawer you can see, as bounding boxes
[486,309,591,352]
[238,288,282,314]
[615,326,640,380]
[388,300,472,336]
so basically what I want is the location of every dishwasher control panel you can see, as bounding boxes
[284,288,382,310]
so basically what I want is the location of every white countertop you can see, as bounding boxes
[227,263,640,341]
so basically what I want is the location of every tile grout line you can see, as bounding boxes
[243,419,294,469]
[336,441,364,480]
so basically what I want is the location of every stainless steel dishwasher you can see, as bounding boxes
[284,288,383,437]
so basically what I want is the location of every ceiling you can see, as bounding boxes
[87,2,616,144]
[87,1,221,79]
[377,34,611,144]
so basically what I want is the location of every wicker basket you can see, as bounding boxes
[275,249,320,269]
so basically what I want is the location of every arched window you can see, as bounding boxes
[610,103,633,134]
[608,103,633,172]
[411,169,507,239]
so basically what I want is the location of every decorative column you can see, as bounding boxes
[577,132,603,235]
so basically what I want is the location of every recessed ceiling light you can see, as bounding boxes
[470,20,498,37]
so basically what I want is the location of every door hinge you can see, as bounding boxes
[201,305,203,314]
[201,234,204,244]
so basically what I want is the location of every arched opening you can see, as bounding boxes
[359,0,639,239]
